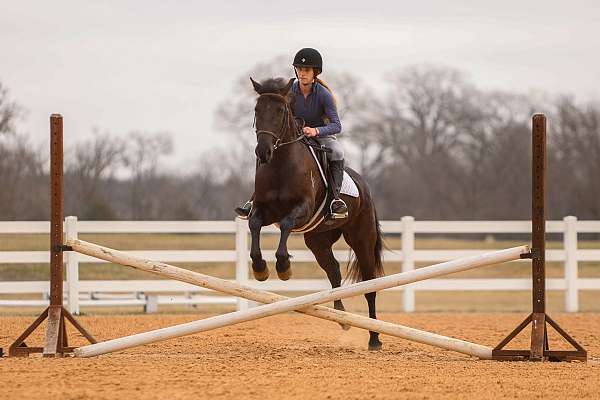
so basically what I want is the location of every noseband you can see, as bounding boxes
[255,93,305,150]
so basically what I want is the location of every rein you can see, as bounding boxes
[255,93,305,150]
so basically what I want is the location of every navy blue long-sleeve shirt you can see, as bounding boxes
[291,80,342,136]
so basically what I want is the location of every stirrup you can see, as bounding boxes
[330,199,348,219]
[235,200,253,219]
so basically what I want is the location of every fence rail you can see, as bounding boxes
[0,216,599,313]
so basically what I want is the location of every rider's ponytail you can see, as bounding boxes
[315,77,338,124]
[315,77,338,107]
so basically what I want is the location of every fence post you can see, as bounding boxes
[401,216,415,312]
[145,295,158,313]
[65,216,80,315]
[564,216,578,312]
[235,217,250,311]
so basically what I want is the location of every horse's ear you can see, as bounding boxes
[250,77,263,94]
[279,78,295,95]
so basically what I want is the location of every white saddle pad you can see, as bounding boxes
[341,171,359,197]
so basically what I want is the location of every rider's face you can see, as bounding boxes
[296,67,315,85]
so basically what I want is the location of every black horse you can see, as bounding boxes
[248,77,385,350]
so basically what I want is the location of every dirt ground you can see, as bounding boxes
[0,312,599,400]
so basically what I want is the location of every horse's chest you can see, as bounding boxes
[259,189,301,204]
[259,189,281,202]
[256,170,313,197]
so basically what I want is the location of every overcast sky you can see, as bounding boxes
[1,1,599,168]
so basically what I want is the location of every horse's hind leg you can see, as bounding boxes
[363,292,381,350]
[304,229,349,330]
[343,228,383,351]
[353,248,382,350]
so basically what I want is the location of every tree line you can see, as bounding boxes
[0,60,598,221]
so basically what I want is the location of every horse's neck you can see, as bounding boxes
[255,141,326,216]
[258,121,320,186]
[270,124,303,165]
[257,141,318,186]
[268,141,308,171]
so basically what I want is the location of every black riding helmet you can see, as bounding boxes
[293,48,323,74]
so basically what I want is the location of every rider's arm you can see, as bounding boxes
[316,90,342,136]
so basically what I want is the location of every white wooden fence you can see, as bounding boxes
[0,216,598,313]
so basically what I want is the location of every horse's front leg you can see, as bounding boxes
[249,207,269,281]
[275,202,310,280]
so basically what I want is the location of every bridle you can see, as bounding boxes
[254,93,305,150]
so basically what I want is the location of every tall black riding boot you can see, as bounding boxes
[234,159,258,219]
[329,160,348,219]
[234,199,253,219]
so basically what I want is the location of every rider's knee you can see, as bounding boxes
[328,146,344,161]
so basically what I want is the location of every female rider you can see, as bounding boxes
[235,47,348,219]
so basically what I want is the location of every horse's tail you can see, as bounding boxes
[346,206,385,283]
[373,208,385,278]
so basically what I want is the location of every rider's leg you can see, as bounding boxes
[234,196,254,218]
[234,159,258,218]
[329,159,348,218]
[316,136,348,219]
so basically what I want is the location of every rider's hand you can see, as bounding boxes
[303,127,319,137]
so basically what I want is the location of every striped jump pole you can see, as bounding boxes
[69,239,528,358]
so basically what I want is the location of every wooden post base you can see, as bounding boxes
[8,305,96,358]
[491,313,587,362]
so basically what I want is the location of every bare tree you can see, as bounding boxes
[347,65,480,216]
[0,82,46,220]
[552,97,600,219]
[0,135,46,219]
[0,81,24,136]
[347,65,542,219]
[122,131,173,219]
[64,129,125,219]
[215,55,291,143]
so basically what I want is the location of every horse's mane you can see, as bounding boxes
[259,77,291,94]
[255,78,295,113]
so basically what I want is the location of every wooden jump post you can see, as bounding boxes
[8,114,96,357]
[491,114,587,361]
[70,239,528,358]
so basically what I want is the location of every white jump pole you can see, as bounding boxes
[70,239,499,359]
[70,239,528,358]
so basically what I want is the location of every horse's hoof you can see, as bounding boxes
[368,341,383,351]
[339,323,351,331]
[277,268,292,281]
[253,267,269,281]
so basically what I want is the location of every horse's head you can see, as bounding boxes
[251,77,295,164]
